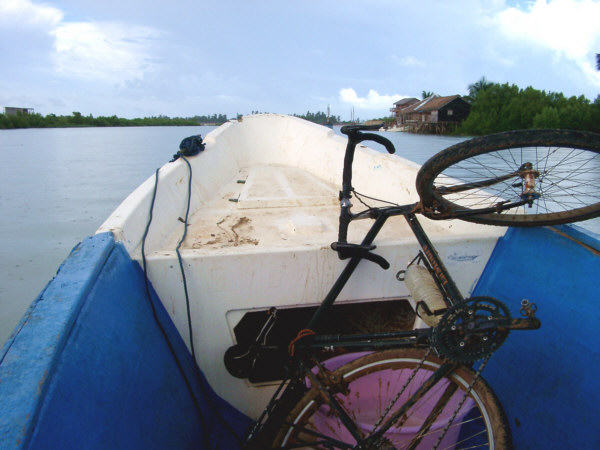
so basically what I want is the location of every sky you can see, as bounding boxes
[1,0,599,121]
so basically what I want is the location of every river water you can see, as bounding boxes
[0,126,217,345]
[0,124,597,345]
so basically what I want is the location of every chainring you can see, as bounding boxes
[431,296,511,363]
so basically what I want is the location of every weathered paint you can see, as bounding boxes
[473,224,600,449]
[0,232,249,449]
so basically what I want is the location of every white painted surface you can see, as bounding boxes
[98,114,504,417]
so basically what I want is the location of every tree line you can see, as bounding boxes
[458,77,600,135]
[249,110,340,125]
[0,111,230,129]
[293,110,340,125]
[0,109,343,129]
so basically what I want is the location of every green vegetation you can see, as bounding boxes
[465,76,493,102]
[458,79,600,135]
[0,112,229,129]
[293,110,340,125]
[0,110,342,129]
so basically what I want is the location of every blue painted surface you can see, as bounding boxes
[0,233,249,449]
[4,224,597,449]
[473,225,600,449]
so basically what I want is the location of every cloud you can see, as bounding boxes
[339,88,406,110]
[3,1,599,118]
[391,55,426,67]
[495,0,600,86]
[0,0,164,86]
[52,22,164,85]
[0,0,62,29]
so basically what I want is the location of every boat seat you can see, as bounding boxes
[236,165,338,209]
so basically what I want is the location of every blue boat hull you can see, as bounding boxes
[0,233,249,449]
[474,225,600,449]
[1,224,598,449]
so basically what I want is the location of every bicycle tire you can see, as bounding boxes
[265,349,511,449]
[416,129,600,226]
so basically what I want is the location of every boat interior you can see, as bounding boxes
[98,114,504,417]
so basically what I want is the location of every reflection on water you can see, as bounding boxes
[1,125,597,345]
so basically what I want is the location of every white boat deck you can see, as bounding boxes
[98,115,505,418]
[181,167,364,251]
[180,164,339,251]
[163,162,490,253]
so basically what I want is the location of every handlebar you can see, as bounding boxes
[337,123,396,244]
[340,123,396,154]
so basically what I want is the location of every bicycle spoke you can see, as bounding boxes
[406,383,459,450]
[268,349,509,449]
[280,419,355,449]
[424,139,600,223]
[302,361,364,444]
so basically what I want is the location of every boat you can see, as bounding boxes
[1,114,598,449]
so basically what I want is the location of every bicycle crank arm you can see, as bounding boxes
[495,317,541,331]
[461,317,541,332]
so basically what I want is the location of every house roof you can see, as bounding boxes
[403,95,463,113]
[393,97,419,106]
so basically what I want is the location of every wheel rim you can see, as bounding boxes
[429,145,600,225]
[281,356,497,449]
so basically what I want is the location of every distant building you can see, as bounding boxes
[3,107,34,116]
[391,95,471,133]
[390,98,419,126]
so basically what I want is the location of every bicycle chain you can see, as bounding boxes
[367,347,492,449]
[431,354,491,450]
[368,347,433,438]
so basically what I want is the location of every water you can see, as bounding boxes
[0,126,217,346]
[1,125,598,346]
[333,127,469,164]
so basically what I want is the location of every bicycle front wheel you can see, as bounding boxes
[269,349,510,449]
[416,129,600,226]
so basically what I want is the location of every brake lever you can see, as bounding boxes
[331,242,390,270]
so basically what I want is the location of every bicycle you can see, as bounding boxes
[224,125,600,449]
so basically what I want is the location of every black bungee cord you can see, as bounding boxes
[141,136,244,447]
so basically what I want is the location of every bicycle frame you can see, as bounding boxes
[305,123,465,333]
[242,125,543,448]
[244,211,464,446]
[306,207,463,333]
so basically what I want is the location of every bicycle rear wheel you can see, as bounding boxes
[416,129,600,226]
[267,349,510,449]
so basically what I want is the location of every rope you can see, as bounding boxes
[288,329,316,356]
[141,149,244,447]
[141,167,209,448]
[176,155,195,360]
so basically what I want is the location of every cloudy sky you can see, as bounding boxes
[1,0,599,121]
